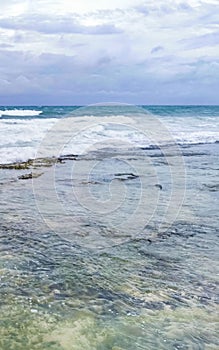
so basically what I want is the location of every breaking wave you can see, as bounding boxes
[0,109,42,117]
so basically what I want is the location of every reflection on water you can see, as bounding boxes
[0,143,218,349]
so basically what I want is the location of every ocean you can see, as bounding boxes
[0,105,219,164]
[0,105,218,349]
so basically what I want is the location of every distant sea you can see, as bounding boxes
[0,105,218,350]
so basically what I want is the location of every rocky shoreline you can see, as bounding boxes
[0,155,78,181]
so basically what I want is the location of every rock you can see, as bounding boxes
[155,184,162,190]
[203,183,219,192]
[58,154,78,161]
[81,180,100,185]
[18,172,43,180]
[114,173,139,181]
[0,160,33,170]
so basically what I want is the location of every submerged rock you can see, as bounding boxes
[203,183,219,192]
[155,183,163,190]
[114,173,139,181]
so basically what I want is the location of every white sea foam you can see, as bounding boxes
[0,114,219,164]
[0,118,57,164]
[0,109,42,117]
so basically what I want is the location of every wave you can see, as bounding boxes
[0,109,42,117]
[0,114,219,165]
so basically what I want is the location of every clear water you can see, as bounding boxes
[0,105,218,349]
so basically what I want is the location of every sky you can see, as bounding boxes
[0,0,218,105]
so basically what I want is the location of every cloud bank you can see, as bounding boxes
[0,0,218,104]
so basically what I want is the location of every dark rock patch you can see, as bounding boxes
[203,183,219,192]
[114,173,139,181]
[18,172,43,180]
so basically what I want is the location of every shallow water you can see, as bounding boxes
[0,138,218,349]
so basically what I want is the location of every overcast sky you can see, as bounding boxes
[0,0,218,105]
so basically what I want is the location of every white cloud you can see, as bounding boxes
[27,0,142,15]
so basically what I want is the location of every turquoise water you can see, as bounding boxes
[0,106,218,349]
[1,105,219,118]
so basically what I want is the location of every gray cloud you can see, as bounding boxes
[135,1,193,16]
[0,47,218,105]
[151,46,164,54]
[181,31,219,49]
[0,43,13,48]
